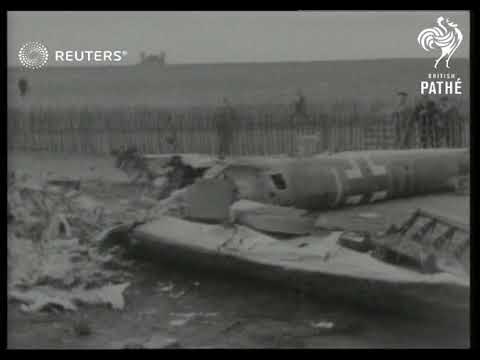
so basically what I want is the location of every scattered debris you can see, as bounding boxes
[75,282,131,310]
[169,314,195,327]
[73,318,92,337]
[9,282,131,313]
[357,212,381,219]
[143,334,180,349]
[137,308,158,317]
[109,334,179,349]
[169,312,218,327]
[7,174,136,314]
[9,289,78,312]
[222,320,243,334]
[309,318,362,335]
[310,320,335,329]
[108,338,146,349]
[169,290,186,299]
[157,282,175,293]
[47,177,81,192]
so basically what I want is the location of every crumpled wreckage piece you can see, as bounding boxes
[146,188,188,219]
[41,213,73,243]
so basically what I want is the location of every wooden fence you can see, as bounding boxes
[7,106,470,156]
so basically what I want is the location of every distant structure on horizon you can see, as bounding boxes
[139,51,166,66]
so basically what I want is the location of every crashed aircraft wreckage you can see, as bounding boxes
[217,148,469,210]
[117,147,469,210]
[104,148,469,315]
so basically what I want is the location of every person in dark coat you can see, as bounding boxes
[293,89,307,118]
[392,91,412,148]
[413,95,442,148]
[438,96,461,147]
[290,89,309,155]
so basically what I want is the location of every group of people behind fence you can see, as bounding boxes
[215,91,463,157]
[393,92,463,149]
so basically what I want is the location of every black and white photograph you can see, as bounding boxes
[6,10,471,349]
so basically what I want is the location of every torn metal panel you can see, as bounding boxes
[230,200,308,221]
[235,213,315,236]
[183,179,236,223]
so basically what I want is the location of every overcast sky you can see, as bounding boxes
[7,11,470,66]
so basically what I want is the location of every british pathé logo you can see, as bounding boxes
[417,16,463,69]
[417,17,464,96]
[18,42,49,69]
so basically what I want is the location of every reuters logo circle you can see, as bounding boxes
[18,42,49,69]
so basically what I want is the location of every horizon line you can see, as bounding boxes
[7,56,470,70]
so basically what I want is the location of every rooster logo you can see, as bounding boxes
[417,16,463,69]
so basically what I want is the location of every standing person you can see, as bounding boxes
[392,91,411,148]
[290,89,309,155]
[18,78,29,98]
[164,118,178,153]
[412,96,428,148]
[434,96,448,148]
[216,97,235,159]
[427,97,443,148]
[438,96,460,147]
[293,89,307,119]
[413,95,441,148]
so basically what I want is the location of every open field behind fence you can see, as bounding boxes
[8,105,470,156]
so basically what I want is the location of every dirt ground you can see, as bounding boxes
[7,151,470,348]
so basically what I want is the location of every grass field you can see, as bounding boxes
[8,58,470,109]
